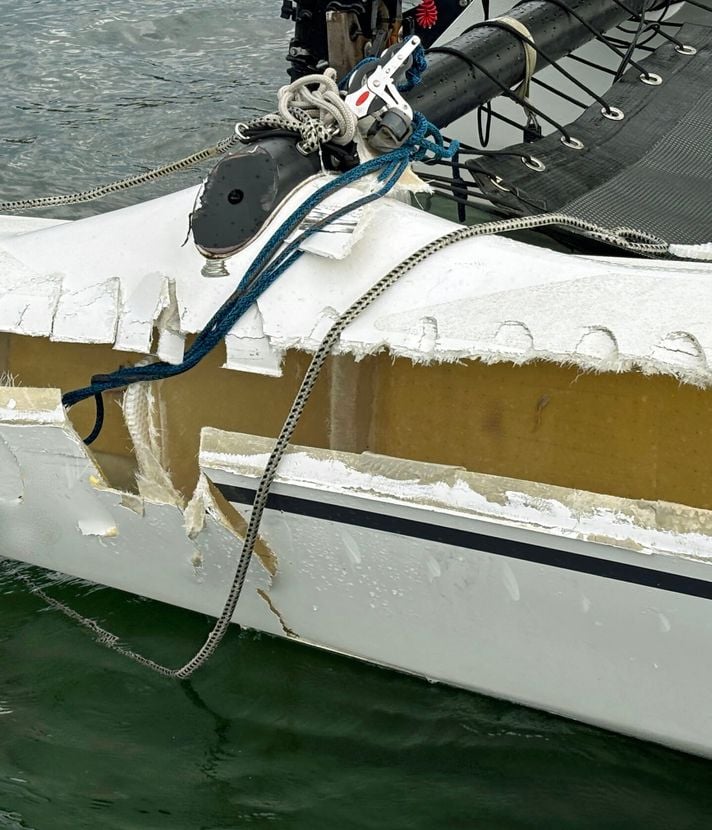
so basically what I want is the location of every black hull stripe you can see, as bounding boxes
[215,483,712,601]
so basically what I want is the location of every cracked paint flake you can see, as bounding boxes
[223,303,283,376]
[257,588,297,637]
[0,265,62,337]
[223,305,284,375]
[51,278,121,344]
[114,271,168,355]
[184,475,278,578]
[154,277,185,364]
[119,492,144,516]
[78,518,119,537]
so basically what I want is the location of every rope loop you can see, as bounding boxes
[408,112,461,162]
[398,43,429,92]
[249,68,358,153]
[610,226,669,255]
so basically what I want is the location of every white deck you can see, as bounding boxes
[2,179,712,385]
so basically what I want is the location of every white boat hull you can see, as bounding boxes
[2,14,712,750]
[206,436,712,759]
[3,388,712,758]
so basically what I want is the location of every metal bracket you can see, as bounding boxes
[344,36,421,122]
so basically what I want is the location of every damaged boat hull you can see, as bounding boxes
[3,119,712,757]
[204,432,712,759]
[3,386,712,758]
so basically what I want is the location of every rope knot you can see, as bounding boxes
[257,67,358,154]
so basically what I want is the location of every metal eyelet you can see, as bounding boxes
[675,44,697,55]
[489,175,511,192]
[640,72,663,85]
[601,106,624,121]
[522,155,546,172]
[560,136,584,150]
[234,122,250,141]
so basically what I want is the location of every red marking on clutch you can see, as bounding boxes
[356,91,371,107]
[416,0,438,28]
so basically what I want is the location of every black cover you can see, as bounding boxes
[467,24,712,244]
[191,137,321,257]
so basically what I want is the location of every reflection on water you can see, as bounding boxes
[3,562,712,830]
[2,1,712,827]
[1,0,287,218]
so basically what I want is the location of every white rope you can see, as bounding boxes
[495,16,538,100]
[244,68,358,154]
[491,16,541,131]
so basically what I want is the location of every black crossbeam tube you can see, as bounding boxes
[406,0,649,128]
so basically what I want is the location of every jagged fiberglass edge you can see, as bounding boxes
[45,206,669,677]
[39,107,459,676]
[61,112,458,438]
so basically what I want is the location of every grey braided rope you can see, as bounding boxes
[1,72,357,214]
[0,134,242,213]
[23,212,668,677]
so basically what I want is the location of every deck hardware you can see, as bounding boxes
[602,106,624,121]
[522,155,546,171]
[560,136,584,150]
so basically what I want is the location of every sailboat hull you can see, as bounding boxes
[3,386,712,758]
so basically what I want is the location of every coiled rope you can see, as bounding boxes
[32,210,667,678]
[245,68,358,154]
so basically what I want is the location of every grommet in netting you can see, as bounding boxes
[560,136,584,150]
[601,106,624,121]
[522,155,546,172]
[675,44,697,55]
[490,175,511,192]
[640,72,663,85]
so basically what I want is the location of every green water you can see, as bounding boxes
[2,1,712,826]
[3,565,712,829]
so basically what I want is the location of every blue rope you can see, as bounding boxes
[398,45,428,92]
[64,112,458,443]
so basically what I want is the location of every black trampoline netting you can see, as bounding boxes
[466,23,712,245]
